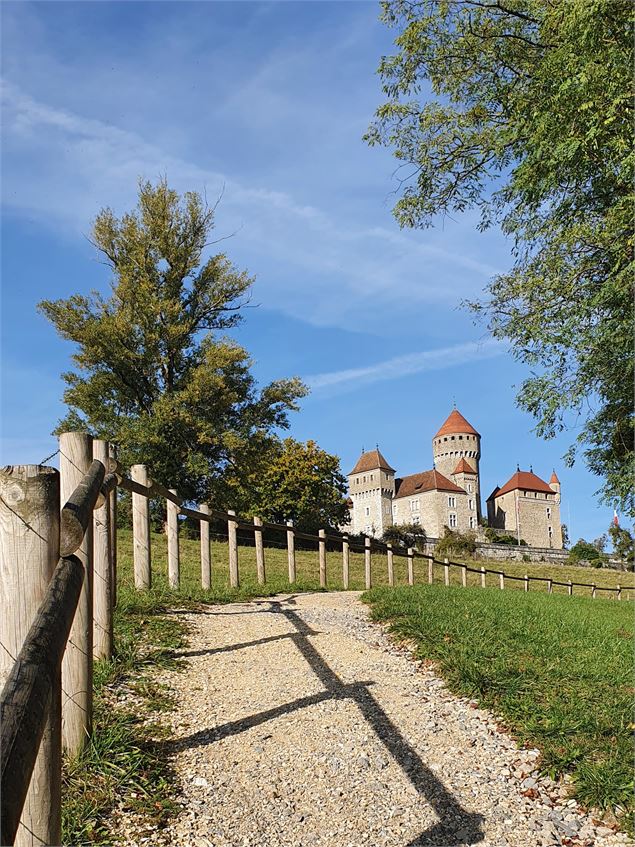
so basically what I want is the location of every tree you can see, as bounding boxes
[591,533,608,554]
[382,523,427,551]
[365,1,634,514]
[608,524,635,569]
[248,438,349,533]
[568,538,604,566]
[39,179,307,503]
[560,523,569,549]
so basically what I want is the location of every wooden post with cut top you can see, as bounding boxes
[461,565,467,587]
[319,529,327,588]
[60,431,94,755]
[365,536,372,589]
[92,440,113,661]
[480,566,486,588]
[200,504,211,589]
[167,489,180,590]
[387,543,394,587]
[499,572,504,590]
[254,516,265,585]
[342,534,349,590]
[407,548,414,586]
[108,443,118,607]
[567,580,573,596]
[443,558,450,587]
[547,578,553,595]
[228,510,239,588]
[0,464,62,846]
[287,520,296,584]
[130,464,151,590]
[428,558,433,584]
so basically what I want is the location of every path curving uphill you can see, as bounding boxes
[116,592,631,847]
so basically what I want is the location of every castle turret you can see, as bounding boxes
[433,409,482,520]
[549,470,561,499]
[348,447,395,537]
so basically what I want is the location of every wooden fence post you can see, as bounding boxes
[60,432,93,755]
[499,572,504,590]
[228,510,239,588]
[568,580,573,596]
[254,517,265,585]
[200,504,211,589]
[286,520,296,584]
[92,440,113,662]
[0,465,62,846]
[480,566,486,588]
[443,558,450,587]
[407,548,414,586]
[387,543,394,587]
[342,534,349,590]
[428,558,433,585]
[591,583,596,599]
[524,574,529,592]
[461,565,467,587]
[130,464,151,590]
[167,489,180,590]
[319,529,327,588]
[365,536,372,590]
[108,443,117,607]
[617,584,621,601]
[547,578,553,595]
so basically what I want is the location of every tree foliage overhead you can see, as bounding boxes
[39,179,307,503]
[365,0,634,514]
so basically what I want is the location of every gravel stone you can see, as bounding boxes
[110,592,633,847]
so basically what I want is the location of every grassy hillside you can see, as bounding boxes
[116,528,634,601]
[363,584,634,827]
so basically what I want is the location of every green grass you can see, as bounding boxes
[363,584,635,828]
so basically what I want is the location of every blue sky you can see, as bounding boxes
[0,1,613,543]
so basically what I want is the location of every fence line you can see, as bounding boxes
[1,431,630,845]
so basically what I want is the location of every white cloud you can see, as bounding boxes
[305,337,505,393]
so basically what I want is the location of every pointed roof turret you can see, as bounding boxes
[452,457,476,475]
[495,470,554,498]
[349,448,394,475]
[550,470,560,484]
[434,409,480,438]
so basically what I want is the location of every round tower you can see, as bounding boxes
[432,409,482,520]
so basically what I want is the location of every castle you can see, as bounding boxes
[347,408,563,549]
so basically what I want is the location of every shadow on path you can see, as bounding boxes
[165,597,485,846]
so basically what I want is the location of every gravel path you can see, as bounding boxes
[117,592,631,847]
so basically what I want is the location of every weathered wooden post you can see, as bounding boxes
[387,543,394,587]
[286,520,296,584]
[617,584,621,601]
[428,558,433,585]
[228,510,239,588]
[407,548,414,586]
[443,558,450,587]
[60,432,94,754]
[365,536,372,590]
[524,574,529,592]
[547,578,553,595]
[92,440,113,661]
[342,534,350,590]
[108,443,118,607]
[319,529,327,588]
[0,464,62,846]
[254,516,265,585]
[130,464,151,590]
[200,504,211,589]
[461,565,467,587]
[167,489,180,590]
[567,580,573,596]
[591,583,596,599]
[499,572,504,590]
[480,566,486,588]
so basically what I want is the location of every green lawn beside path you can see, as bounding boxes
[363,584,634,829]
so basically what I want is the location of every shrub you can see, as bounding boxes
[484,526,527,546]
[435,526,477,558]
[382,523,427,552]
[568,539,609,567]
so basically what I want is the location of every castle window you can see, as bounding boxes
[469,499,474,511]
[546,507,551,519]
[365,507,370,516]
[548,526,553,538]
[451,436,455,440]
[412,515,421,525]
[448,496,456,508]
[468,483,473,493]
[410,499,420,512]
[469,516,475,529]
[449,513,457,528]
[363,476,366,483]
[444,437,448,442]
[370,474,373,481]
[459,435,463,440]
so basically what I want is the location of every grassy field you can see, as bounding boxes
[116,527,634,600]
[363,584,634,828]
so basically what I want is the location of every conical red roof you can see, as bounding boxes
[550,470,560,484]
[349,448,394,475]
[434,409,479,438]
[453,457,476,475]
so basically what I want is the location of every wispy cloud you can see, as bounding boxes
[305,338,505,393]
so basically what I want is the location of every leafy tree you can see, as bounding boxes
[608,524,635,569]
[365,0,634,514]
[568,538,605,566]
[560,523,570,549]
[248,438,349,533]
[39,179,307,503]
[382,523,427,551]
[591,533,608,554]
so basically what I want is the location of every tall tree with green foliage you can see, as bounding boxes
[248,438,349,532]
[39,179,307,502]
[365,0,634,514]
